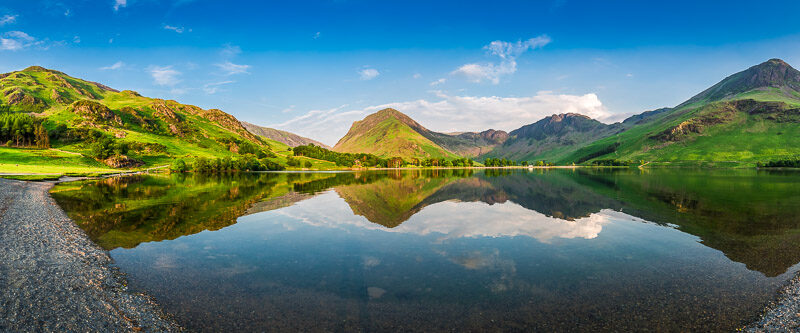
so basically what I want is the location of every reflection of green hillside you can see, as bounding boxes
[334,169,474,227]
[51,173,336,250]
[570,169,800,277]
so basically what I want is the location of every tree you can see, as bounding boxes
[304,160,312,168]
[170,159,188,172]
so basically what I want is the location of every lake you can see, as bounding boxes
[50,169,800,332]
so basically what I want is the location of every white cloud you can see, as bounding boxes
[313,31,321,39]
[453,35,550,84]
[113,0,127,11]
[0,15,18,26]
[215,61,250,75]
[148,65,181,86]
[163,25,186,33]
[429,78,446,86]
[202,80,234,94]
[100,61,124,70]
[273,90,611,146]
[359,68,379,80]
[270,193,619,243]
[72,36,80,43]
[0,31,36,51]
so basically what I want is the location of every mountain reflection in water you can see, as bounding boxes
[51,169,800,331]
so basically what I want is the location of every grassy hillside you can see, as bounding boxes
[0,66,287,173]
[334,108,460,160]
[554,59,800,166]
[560,90,800,166]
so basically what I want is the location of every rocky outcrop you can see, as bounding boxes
[103,155,145,168]
[3,87,47,110]
[69,100,122,127]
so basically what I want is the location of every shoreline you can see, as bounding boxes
[0,178,180,332]
[745,272,800,331]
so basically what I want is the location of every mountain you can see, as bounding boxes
[484,113,623,161]
[558,58,800,165]
[241,121,330,149]
[334,108,510,159]
[429,129,508,157]
[0,66,285,170]
[679,58,800,107]
[333,108,460,159]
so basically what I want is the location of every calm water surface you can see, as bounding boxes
[51,169,800,332]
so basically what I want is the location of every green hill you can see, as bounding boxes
[555,58,800,166]
[333,108,461,159]
[0,66,288,173]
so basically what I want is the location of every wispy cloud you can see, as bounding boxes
[203,80,234,94]
[359,68,380,80]
[429,78,446,86]
[452,35,551,84]
[0,31,37,51]
[163,25,187,33]
[220,44,241,57]
[413,73,422,79]
[274,90,610,146]
[113,0,127,11]
[313,31,321,39]
[100,61,124,70]
[149,65,181,86]
[215,61,250,75]
[0,15,17,26]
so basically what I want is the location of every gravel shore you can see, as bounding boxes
[746,273,800,332]
[0,178,180,332]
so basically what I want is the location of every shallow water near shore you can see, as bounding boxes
[51,168,800,331]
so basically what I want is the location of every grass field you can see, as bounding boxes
[0,147,120,174]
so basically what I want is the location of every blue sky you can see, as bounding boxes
[2,0,800,145]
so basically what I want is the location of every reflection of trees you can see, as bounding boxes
[52,173,325,250]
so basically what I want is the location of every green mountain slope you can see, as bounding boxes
[333,108,460,159]
[241,121,331,148]
[557,58,800,166]
[0,66,286,172]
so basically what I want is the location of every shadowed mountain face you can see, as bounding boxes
[485,113,623,161]
[241,121,330,149]
[53,169,800,277]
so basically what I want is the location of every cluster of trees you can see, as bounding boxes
[292,144,389,167]
[589,159,635,166]
[171,156,285,173]
[483,158,519,167]
[293,144,481,168]
[217,137,276,158]
[286,157,313,168]
[0,112,50,148]
[758,159,800,168]
[88,137,129,160]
